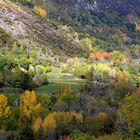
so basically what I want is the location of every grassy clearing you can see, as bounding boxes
[35,66,86,94]
[35,83,83,94]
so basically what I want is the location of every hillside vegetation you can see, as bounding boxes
[0,0,140,140]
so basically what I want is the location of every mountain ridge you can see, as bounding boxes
[48,0,140,16]
[46,0,140,47]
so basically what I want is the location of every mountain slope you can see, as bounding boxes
[46,0,140,46]
[48,0,140,15]
[0,0,83,58]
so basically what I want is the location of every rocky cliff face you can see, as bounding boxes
[92,0,140,15]
[0,0,82,58]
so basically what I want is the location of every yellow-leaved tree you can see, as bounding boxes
[33,117,42,133]
[20,90,41,122]
[98,112,107,122]
[34,6,47,17]
[43,113,57,132]
[70,112,83,123]
[0,94,11,119]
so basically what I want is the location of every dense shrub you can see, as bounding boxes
[119,94,140,134]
